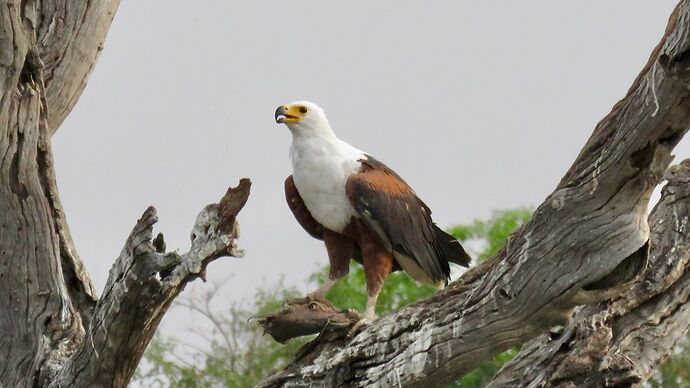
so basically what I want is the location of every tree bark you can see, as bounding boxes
[258,1,690,386]
[487,160,690,387]
[0,1,250,387]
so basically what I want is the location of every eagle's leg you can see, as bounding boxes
[307,230,358,300]
[361,230,394,320]
[347,251,391,337]
[364,288,382,320]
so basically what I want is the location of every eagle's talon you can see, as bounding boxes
[347,317,372,338]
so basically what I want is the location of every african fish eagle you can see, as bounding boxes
[275,101,471,319]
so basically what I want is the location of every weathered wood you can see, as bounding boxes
[34,0,123,323]
[48,180,250,387]
[0,3,122,384]
[0,2,96,385]
[256,297,363,344]
[35,0,121,133]
[488,160,690,387]
[258,2,690,386]
[0,2,253,386]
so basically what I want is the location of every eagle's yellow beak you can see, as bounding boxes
[275,105,305,124]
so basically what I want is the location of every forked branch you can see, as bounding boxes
[47,179,251,387]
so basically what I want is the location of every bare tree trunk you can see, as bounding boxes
[0,2,250,387]
[258,1,690,386]
[488,161,690,387]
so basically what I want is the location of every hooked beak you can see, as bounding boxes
[275,105,299,124]
[275,106,287,123]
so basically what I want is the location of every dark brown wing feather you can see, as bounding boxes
[346,156,470,283]
[285,175,324,240]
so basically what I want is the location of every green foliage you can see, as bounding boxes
[649,338,690,388]
[449,208,532,262]
[133,280,309,388]
[135,208,533,387]
[310,267,437,315]
[450,348,519,388]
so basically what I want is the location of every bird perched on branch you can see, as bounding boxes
[276,101,471,320]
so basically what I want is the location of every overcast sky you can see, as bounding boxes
[54,1,682,337]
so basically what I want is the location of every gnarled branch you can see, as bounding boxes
[488,160,690,387]
[47,179,250,387]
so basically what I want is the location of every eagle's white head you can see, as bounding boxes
[275,101,335,138]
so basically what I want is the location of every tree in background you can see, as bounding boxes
[650,339,690,387]
[134,209,532,387]
[135,283,306,387]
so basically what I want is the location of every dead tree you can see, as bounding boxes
[258,2,690,386]
[0,1,249,387]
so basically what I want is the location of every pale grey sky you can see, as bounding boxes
[54,1,682,337]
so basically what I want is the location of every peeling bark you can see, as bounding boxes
[258,2,690,386]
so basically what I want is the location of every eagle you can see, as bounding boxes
[275,101,471,320]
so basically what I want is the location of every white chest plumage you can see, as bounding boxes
[290,136,365,232]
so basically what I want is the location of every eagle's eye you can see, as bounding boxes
[299,106,308,114]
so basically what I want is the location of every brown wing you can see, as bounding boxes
[285,175,324,240]
[346,156,470,284]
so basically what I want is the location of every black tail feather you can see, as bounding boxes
[434,225,471,267]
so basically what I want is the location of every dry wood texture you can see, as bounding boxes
[488,160,690,387]
[0,2,250,386]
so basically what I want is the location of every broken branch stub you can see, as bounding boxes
[256,297,363,343]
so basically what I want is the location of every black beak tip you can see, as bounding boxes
[275,105,287,123]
